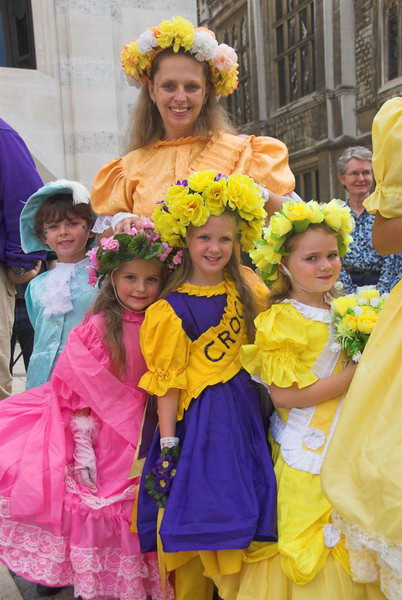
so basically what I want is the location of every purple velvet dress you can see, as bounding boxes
[137,286,277,554]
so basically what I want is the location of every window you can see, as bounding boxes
[295,167,319,202]
[385,1,401,81]
[0,0,36,69]
[274,0,315,106]
[216,6,253,127]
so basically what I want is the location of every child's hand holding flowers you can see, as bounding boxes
[331,288,388,362]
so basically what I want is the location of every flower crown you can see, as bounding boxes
[86,217,183,286]
[120,16,238,97]
[250,199,355,285]
[152,170,267,252]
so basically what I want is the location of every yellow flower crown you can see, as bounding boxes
[152,170,267,252]
[250,199,355,285]
[120,16,238,97]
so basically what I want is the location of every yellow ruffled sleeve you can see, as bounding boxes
[139,300,190,396]
[91,154,138,215]
[240,304,318,389]
[235,135,295,196]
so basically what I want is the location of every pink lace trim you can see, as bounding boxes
[0,497,172,600]
[65,465,137,509]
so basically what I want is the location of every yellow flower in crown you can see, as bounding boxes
[322,198,345,231]
[227,174,264,222]
[282,201,310,222]
[120,41,151,80]
[357,306,378,334]
[203,178,228,215]
[152,171,266,250]
[332,295,357,317]
[188,170,216,193]
[155,16,194,52]
[269,213,293,238]
[239,219,264,252]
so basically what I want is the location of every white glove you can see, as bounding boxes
[70,414,99,493]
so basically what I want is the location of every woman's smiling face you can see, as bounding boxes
[148,53,208,141]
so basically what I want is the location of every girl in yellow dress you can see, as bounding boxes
[135,171,278,600]
[214,199,385,600]
[322,98,402,600]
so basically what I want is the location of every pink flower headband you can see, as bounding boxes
[86,217,183,286]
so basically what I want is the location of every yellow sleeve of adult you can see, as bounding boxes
[91,155,137,215]
[240,304,318,389]
[139,300,190,396]
[235,135,295,196]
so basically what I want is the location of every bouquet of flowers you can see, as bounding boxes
[144,446,181,508]
[331,287,388,362]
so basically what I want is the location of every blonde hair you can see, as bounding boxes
[267,223,339,308]
[160,215,256,342]
[125,48,235,152]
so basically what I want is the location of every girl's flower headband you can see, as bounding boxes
[250,198,355,286]
[120,16,238,97]
[86,217,183,286]
[152,170,267,252]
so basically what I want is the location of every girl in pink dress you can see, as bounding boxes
[0,220,181,600]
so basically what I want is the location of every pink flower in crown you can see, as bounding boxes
[86,247,100,269]
[100,237,120,251]
[87,266,98,287]
[173,250,183,265]
[157,242,172,261]
[128,226,138,236]
[211,44,238,72]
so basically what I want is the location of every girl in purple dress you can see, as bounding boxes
[136,171,278,600]
[0,221,181,600]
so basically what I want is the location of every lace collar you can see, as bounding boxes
[282,297,332,324]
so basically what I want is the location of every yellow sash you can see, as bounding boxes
[177,278,247,420]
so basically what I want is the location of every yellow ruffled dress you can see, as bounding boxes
[91,132,295,217]
[322,169,402,600]
[215,300,385,600]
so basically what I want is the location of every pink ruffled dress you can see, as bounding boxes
[0,310,169,600]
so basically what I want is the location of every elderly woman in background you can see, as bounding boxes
[337,146,401,293]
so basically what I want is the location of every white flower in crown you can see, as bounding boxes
[137,29,158,54]
[370,297,380,308]
[191,30,218,61]
[353,306,363,316]
[211,43,238,72]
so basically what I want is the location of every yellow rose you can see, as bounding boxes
[322,199,344,231]
[357,307,378,334]
[282,201,309,222]
[165,184,189,208]
[153,204,186,246]
[340,207,355,234]
[170,192,209,227]
[305,200,324,223]
[342,314,358,331]
[269,214,293,238]
[203,179,228,215]
[239,220,263,252]
[188,170,216,193]
[332,296,357,317]
[250,245,270,270]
